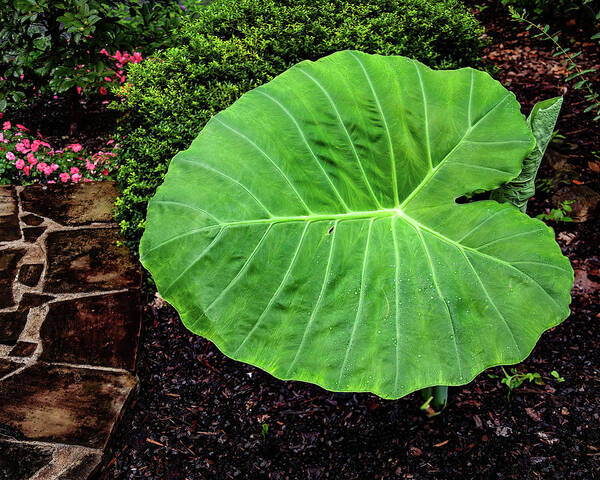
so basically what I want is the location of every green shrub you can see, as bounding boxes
[113,0,487,252]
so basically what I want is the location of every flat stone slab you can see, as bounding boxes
[0,441,54,479]
[21,214,44,226]
[18,263,44,287]
[0,187,21,242]
[0,363,136,449]
[8,341,37,357]
[0,359,21,377]
[40,291,141,370]
[20,182,119,226]
[0,309,29,345]
[0,441,102,480]
[44,228,141,293]
[0,248,26,308]
[19,293,54,308]
[0,182,141,479]
[54,450,102,480]
[23,226,46,243]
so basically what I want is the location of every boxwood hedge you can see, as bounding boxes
[113,0,486,252]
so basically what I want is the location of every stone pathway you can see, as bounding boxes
[0,182,141,479]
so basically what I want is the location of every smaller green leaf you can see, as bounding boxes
[566,69,596,81]
[490,97,563,212]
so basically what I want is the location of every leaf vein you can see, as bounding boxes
[233,222,311,355]
[255,89,350,212]
[348,51,399,207]
[297,67,383,209]
[213,117,313,214]
[205,224,273,312]
[178,158,273,217]
[337,218,374,387]
[286,220,339,375]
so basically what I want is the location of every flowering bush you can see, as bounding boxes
[0,114,117,185]
[0,0,204,110]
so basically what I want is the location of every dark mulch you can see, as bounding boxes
[4,95,121,153]
[101,2,600,479]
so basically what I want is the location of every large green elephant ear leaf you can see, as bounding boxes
[140,51,573,399]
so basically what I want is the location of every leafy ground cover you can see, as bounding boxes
[100,2,600,479]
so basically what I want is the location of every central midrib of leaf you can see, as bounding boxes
[144,201,562,317]
[145,205,504,268]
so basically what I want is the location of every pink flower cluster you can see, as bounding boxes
[0,113,118,185]
[98,49,143,92]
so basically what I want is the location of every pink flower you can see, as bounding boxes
[31,140,40,152]
[15,158,25,169]
[16,142,29,153]
[47,180,56,184]
[99,86,107,95]
[6,151,15,161]
[16,124,28,131]
[37,162,47,172]
[2,121,10,130]
[26,153,37,165]
[59,172,70,182]
[76,86,82,95]
[102,168,109,176]
[71,173,82,183]
[99,48,109,56]
[50,163,58,171]
[68,144,82,153]
[85,159,96,171]
[23,166,30,176]
[43,165,53,175]
[70,167,79,174]
[132,52,143,63]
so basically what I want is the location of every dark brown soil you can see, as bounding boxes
[5,95,121,153]
[101,3,600,479]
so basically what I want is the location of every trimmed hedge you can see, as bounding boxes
[113,0,486,252]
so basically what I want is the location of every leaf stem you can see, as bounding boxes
[420,385,449,413]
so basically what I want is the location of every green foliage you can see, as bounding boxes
[500,0,600,21]
[113,0,487,251]
[491,367,565,398]
[508,7,600,121]
[140,51,573,399]
[537,200,575,222]
[0,0,202,109]
[498,367,543,398]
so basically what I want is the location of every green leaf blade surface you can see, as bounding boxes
[141,51,573,399]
